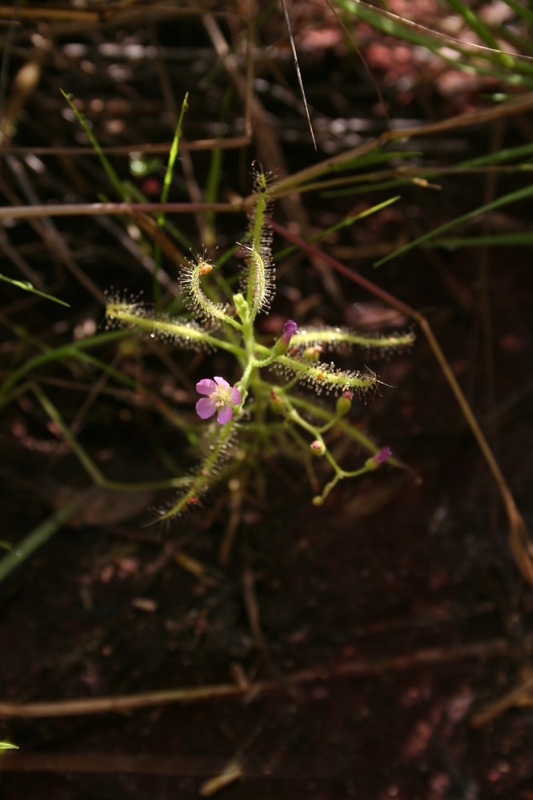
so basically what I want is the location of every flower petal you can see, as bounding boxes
[214,376,230,391]
[196,397,217,419]
[228,386,241,405]
[196,378,217,396]
[216,404,233,424]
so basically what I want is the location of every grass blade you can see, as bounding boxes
[0,497,84,585]
[204,87,233,247]
[275,196,400,259]
[0,273,69,306]
[445,0,512,65]
[502,0,533,27]
[61,90,127,200]
[280,0,317,149]
[154,92,189,306]
[375,182,533,266]
[429,233,533,248]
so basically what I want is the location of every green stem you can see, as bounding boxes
[0,331,128,405]
[31,384,192,492]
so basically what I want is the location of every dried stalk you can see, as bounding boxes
[0,637,516,719]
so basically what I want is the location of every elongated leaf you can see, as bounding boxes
[445,0,512,64]
[276,196,400,259]
[430,233,533,248]
[154,93,189,305]
[0,273,69,306]
[61,90,127,200]
[502,0,533,27]
[332,150,423,172]
[0,498,83,585]
[313,196,400,238]
[376,183,533,265]
[335,0,533,82]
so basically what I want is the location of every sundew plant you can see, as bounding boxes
[106,165,415,522]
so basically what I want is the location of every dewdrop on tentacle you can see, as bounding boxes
[104,288,144,329]
[179,249,229,327]
[105,298,216,353]
[240,163,276,319]
[288,325,416,357]
[271,354,379,399]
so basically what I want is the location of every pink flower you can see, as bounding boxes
[196,377,241,424]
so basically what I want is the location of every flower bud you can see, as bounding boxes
[364,447,392,471]
[336,392,352,417]
[233,293,249,322]
[303,345,322,362]
[273,320,299,356]
[269,389,286,415]
[310,440,325,457]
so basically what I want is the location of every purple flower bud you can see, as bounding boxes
[373,447,392,465]
[364,446,392,471]
[281,319,298,344]
[274,320,299,356]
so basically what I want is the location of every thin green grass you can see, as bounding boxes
[154,93,189,306]
[204,87,233,247]
[0,496,84,585]
[429,233,533,249]
[275,195,400,260]
[501,0,533,27]
[0,273,69,306]
[335,0,533,84]
[375,182,533,266]
[61,90,129,200]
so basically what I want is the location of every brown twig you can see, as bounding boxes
[470,671,533,728]
[0,636,519,719]
[0,138,251,156]
[0,752,339,778]
[0,201,244,221]
[265,91,533,201]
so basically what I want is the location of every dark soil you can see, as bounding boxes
[1,2,533,798]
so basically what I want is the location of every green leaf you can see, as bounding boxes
[445,0,512,64]
[332,150,423,172]
[0,273,69,306]
[335,0,533,82]
[429,233,533,248]
[0,742,18,750]
[61,89,128,200]
[276,196,400,259]
[154,92,189,306]
[0,498,84,585]
[502,0,533,27]
[375,182,533,266]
